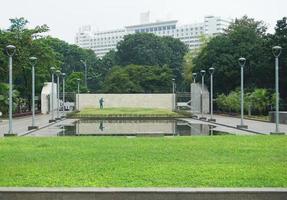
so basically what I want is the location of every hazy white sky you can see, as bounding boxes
[0,0,285,43]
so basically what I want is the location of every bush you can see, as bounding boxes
[216,88,275,115]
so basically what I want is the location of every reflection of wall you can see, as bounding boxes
[78,120,174,135]
[190,83,209,114]
[77,94,175,111]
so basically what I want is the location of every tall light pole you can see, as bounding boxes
[172,78,176,111]
[28,56,38,130]
[80,60,87,88]
[271,46,284,135]
[5,45,16,136]
[191,73,198,119]
[62,73,66,118]
[77,78,81,111]
[199,70,206,120]
[49,67,56,123]
[237,57,248,129]
[208,67,215,122]
[55,70,61,120]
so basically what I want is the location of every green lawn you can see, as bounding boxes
[0,136,286,187]
[71,107,184,118]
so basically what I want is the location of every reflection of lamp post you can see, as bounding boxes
[5,45,16,136]
[77,78,81,111]
[208,67,215,122]
[28,56,39,130]
[236,57,248,129]
[49,67,56,123]
[62,73,66,118]
[271,46,284,135]
[55,70,61,120]
[80,60,87,88]
[199,70,206,120]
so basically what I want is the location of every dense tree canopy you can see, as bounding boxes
[115,33,188,85]
[103,65,173,93]
[192,16,286,103]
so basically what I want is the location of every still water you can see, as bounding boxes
[59,119,230,136]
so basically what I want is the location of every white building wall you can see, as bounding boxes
[77,94,175,111]
[75,16,232,57]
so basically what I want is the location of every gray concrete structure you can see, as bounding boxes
[190,83,209,114]
[193,114,287,135]
[0,187,286,200]
[77,94,175,111]
[269,111,287,124]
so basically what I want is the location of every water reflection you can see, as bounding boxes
[59,120,230,137]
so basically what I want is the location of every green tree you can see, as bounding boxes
[103,65,173,93]
[115,33,187,85]
[193,16,270,95]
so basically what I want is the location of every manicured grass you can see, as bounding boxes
[0,136,286,187]
[71,107,184,118]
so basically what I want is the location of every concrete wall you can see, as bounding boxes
[77,94,175,111]
[0,188,286,200]
[190,83,209,114]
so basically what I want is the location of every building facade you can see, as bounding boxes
[75,16,231,58]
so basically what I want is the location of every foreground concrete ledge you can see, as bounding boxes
[1,187,286,200]
[0,187,287,192]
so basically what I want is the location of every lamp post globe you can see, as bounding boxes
[6,45,16,56]
[272,46,282,58]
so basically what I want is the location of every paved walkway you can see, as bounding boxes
[1,113,286,137]
[190,114,287,135]
[0,112,66,136]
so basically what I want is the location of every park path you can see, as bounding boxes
[192,114,287,135]
[0,112,62,136]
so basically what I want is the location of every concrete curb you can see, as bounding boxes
[192,117,265,135]
[0,187,286,200]
[20,118,66,137]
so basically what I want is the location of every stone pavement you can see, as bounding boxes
[191,114,287,135]
[0,112,66,136]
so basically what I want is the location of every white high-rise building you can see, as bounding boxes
[75,16,232,58]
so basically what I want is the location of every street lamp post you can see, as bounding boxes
[77,78,81,111]
[5,45,16,136]
[49,67,56,123]
[271,46,284,135]
[172,78,176,111]
[61,73,66,118]
[208,67,216,122]
[237,57,248,129]
[80,60,87,88]
[28,56,39,130]
[55,70,61,120]
[199,70,206,120]
[191,73,198,119]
